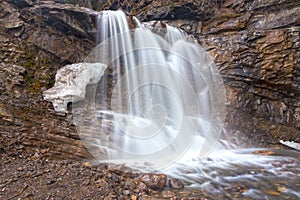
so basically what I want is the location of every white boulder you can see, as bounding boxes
[43,62,107,112]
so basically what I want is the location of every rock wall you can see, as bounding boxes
[0,0,97,159]
[105,0,300,145]
[0,0,299,160]
[200,0,300,145]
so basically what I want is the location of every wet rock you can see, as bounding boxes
[107,164,133,175]
[131,195,138,200]
[137,174,167,190]
[135,181,148,193]
[167,178,184,189]
[111,172,120,183]
[7,0,32,8]
[0,0,97,64]
[252,150,276,156]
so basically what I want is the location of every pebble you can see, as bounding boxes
[83,162,92,167]
[17,167,23,171]
[168,178,184,189]
[162,190,175,198]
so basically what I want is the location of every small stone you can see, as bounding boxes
[277,186,287,193]
[131,195,137,200]
[123,190,130,195]
[161,190,175,198]
[40,149,48,154]
[168,178,184,189]
[17,167,23,171]
[108,164,132,175]
[112,172,119,183]
[107,173,112,178]
[135,181,148,192]
[83,162,92,167]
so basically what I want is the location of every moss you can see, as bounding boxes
[20,42,54,94]
[29,85,36,94]
[49,78,55,88]
[64,0,75,4]
[22,51,42,93]
[24,70,34,84]
[24,51,34,60]
[233,13,241,18]
[170,2,175,11]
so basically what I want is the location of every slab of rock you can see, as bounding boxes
[43,62,107,112]
[280,140,300,151]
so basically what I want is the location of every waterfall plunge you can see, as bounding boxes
[73,10,226,169]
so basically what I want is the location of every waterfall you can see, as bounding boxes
[69,10,299,198]
[72,10,226,169]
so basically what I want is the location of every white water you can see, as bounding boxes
[72,10,300,198]
[74,10,226,169]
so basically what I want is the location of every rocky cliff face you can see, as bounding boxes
[0,0,299,160]
[203,0,299,145]
[107,0,300,145]
[200,0,300,145]
[0,0,97,159]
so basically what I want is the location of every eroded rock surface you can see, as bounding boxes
[198,0,300,144]
[0,0,96,160]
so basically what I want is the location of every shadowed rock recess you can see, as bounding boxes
[0,0,299,198]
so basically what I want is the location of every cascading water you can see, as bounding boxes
[74,10,225,168]
[72,10,300,199]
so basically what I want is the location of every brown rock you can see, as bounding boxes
[161,190,175,198]
[138,174,167,190]
[167,178,184,189]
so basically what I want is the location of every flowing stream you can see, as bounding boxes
[72,10,300,199]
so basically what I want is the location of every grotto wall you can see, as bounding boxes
[0,0,299,160]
